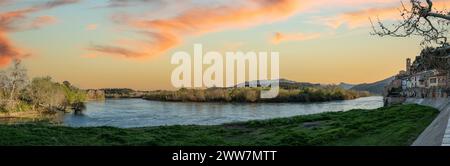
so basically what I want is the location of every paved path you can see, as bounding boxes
[442,118,450,146]
[405,98,450,146]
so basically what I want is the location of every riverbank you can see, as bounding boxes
[0,111,64,125]
[0,111,42,119]
[0,104,437,146]
[143,87,370,103]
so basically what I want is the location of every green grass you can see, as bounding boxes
[0,104,438,146]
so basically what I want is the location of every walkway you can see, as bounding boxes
[406,98,450,146]
[442,118,450,146]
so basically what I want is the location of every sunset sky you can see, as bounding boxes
[1,0,449,90]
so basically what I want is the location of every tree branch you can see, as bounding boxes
[427,12,450,21]
[371,0,449,46]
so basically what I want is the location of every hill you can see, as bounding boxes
[235,78,321,89]
[350,77,394,95]
[338,82,356,90]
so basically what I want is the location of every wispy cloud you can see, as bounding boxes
[271,32,321,44]
[323,0,450,29]
[89,0,302,58]
[40,0,80,9]
[0,0,80,67]
[89,0,414,59]
[324,5,401,29]
[95,0,165,8]
[0,33,21,66]
[85,23,98,31]
[29,16,57,29]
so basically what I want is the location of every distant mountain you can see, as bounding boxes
[338,82,356,90]
[236,79,320,89]
[237,78,394,94]
[229,77,394,95]
[350,76,395,95]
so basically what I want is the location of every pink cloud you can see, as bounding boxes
[271,32,321,44]
[324,0,450,29]
[86,24,98,31]
[0,0,80,67]
[89,0,303,59]
[30,16,57,29]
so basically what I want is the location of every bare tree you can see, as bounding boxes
[0,71,8,110]
[8,60,28,101]
[0,59,28,109]
[371,0,450,47]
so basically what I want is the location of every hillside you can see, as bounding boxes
[338,82,356,90]
[350,77,394,95]
[235,78,321,89]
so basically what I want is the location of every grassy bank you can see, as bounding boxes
[0,104,438,146]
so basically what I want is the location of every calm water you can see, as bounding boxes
[62,96,383,128]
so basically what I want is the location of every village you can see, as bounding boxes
[385,46,450,101]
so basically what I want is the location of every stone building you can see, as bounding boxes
[385,46,450,99]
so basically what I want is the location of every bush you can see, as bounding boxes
[61,82,87,111]
[0,61,87,114]
[26,77,66,112]
[19,77,87,112]
[205,88,231,101]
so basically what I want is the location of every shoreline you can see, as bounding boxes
[108,95,382,105]
[0,111,64,124]
[108,95,378,103]
[0,111,42,119]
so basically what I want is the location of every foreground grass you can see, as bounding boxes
[0,104,438,146]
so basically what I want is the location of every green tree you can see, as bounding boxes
[27,77,66,112]
[61,81,86,111]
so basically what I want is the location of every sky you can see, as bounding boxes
[0,0,449,90]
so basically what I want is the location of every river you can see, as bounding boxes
[62,96,383,128]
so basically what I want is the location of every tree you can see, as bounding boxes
[371,0,450,47]
[0,71,8,100]
[61,81,86,111]
[0,59,28,110]
[28,77,66,112]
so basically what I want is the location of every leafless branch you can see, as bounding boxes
[371,0,449,47]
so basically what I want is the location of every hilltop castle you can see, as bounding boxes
[385,46,450,104]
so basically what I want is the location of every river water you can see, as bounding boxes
[62,96,383,128]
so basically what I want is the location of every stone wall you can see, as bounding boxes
[383,97,406,106]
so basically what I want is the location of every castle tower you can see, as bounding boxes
[406,58,411,73]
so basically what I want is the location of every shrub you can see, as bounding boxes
[143,85,370,103]
[61,82,87,111]
[205,88,230,101]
